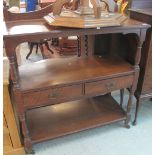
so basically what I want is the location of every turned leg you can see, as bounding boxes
[120,88,124,107]
[132,97,141,126]
[39,44,46,59]
[44,41,54,54]
[26,43,34,59]
[13,90,34,154]
[35,44,39,54]
[20,114,34,154]
[124,91,134,129]
[125,31,146,126]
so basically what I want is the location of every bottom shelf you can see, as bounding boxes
[26,94,126,144]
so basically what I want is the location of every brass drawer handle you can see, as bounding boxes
[48,92,60,99]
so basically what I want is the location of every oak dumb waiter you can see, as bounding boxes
[3,5,150,154]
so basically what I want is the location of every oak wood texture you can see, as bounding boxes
[26,94,126,143]
[3,58,25,155]
[129,5,152,125]
[3,5,150,153]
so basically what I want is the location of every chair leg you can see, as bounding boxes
[36,44,39,54]
[44,41,54,54]
[39,44,46,59]
[26,43,34,59]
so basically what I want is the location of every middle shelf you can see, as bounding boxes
[19,56,135,109]
[19,56,134,91]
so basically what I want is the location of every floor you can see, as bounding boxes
[18,43,152,155]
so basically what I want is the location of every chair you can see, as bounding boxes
[26,39,54,59]
[3,2,55,60]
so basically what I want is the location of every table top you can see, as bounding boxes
[3,18,150,39]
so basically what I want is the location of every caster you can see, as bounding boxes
[125,124,130,129]
[25,149,35,154]
[132,121,137,126]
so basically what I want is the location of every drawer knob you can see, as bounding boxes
[48,92,60,99]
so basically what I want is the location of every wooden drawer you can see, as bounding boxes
[85,75,134,96]
[23,84,83,108]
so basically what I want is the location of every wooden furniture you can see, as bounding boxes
[129,0,152,125]
[57,36,80,56]
[3,4,150,153]
[26,39,54,59]
[44,0,127,28]
[3,58,25,155]
[3,2,55,61]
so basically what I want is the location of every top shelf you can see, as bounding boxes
[19,56,134,91]
[3,18,150,38]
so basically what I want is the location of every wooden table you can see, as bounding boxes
[3,17,150,153]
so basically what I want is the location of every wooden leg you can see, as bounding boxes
[120,88,124,107]
[124,88,134,129]
[20,114,34,154]
[26,43,34,59]
[44,41,54,54]
[36,44,39,54]
[39,44,46,59]
[13,90,34,154]
[132,97,141,126]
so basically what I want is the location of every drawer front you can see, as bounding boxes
[85,75,134,96]
[23,84,83,108]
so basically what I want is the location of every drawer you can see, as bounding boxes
[23,84,83,108]
[85,75,134,96]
